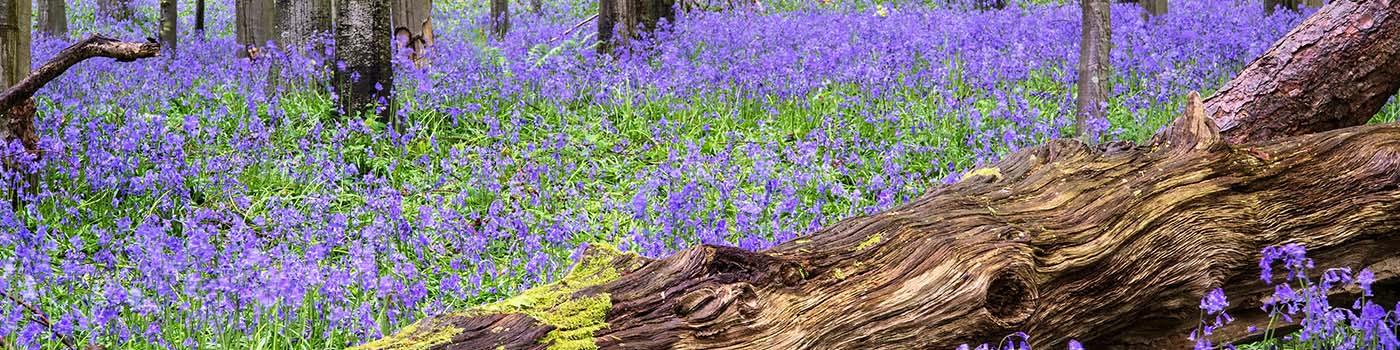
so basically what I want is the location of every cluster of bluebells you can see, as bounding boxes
[1192,244,1397,350]
[0,0,1319,349]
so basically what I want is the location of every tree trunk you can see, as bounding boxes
[334,0,393,124]
[355,0,1400,349]
[275,0,333,52]
[490,0,509,39]
[195,0,206,37]
[1139,0,1166,17]
[236,0,277,58]
[597,0,675,53]
[532,0,542,14]
[1,0,32,152]
[1075,0,1111,142]
[36,0,67,37]
[1306,0,1324,8]
[160,0,178,52]
[1207,0,1400,144]
[1265,0,1302,15]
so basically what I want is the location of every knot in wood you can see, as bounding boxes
[985,269,1037,327]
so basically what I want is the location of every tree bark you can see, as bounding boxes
[353,0,1400,348]
[1075,0,1111,142]
[275,0,333,52]
[195,0,206,37]
[160,0,178,52]
[1206,0,1400,144]
[1306,0,1325,8]
[1,0,31,152]
[334,0,394,124]
[597,0,676,53]
[490,0,510,39]
[236,0,277,58]
[36,0,67,37]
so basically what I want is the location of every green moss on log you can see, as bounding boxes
[356,244,635,350]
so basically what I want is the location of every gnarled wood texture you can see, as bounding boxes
[1206,0,1400,143]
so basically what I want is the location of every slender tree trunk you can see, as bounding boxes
[195,0,206,37]
[490,0,510,39]
[275,0,333,52]
[1139,0,1166,17]
[1,0,33,152]
[1075,0,1111,142]
[160,0,178,52]
[1305,0,1324,8]
[235,0,277,58]
[36,0,67,37]
[532,0,543,14]
[334,0,394,123]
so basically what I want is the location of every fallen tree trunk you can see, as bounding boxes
[356,0,1400,348]
[0,35,160,154]
[358,94,1399,350]
[1205,0,1400,143]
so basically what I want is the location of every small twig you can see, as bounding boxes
[550,14,599,43]
[0,289,77,350]
[0,34,161,111]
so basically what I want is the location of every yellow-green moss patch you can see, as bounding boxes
[467,244,633,350]
[855,233,882,251]
[962,167,1003,182]
[350,321,462,350]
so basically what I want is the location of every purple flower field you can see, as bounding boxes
[1,0,1395,348]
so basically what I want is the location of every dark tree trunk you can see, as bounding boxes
[160,0,178,52]
[1207,0,1400,144]
[334,0,394,124]
[1139,0,1166,17]
[36,0,67,37]
[275,0,333,52]
[1075,0,1111,142]
[490,0,510,39]
[597,0,676,53]
[195,0,206,37]
[1306,0,1325,9]
[532,0,543,14]
[236,0,277,58]
[355,0,1400,349]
